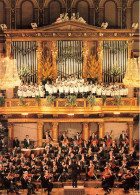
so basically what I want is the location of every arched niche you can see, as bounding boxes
[104,0,117,27]
[132,0,139,24]
[99,0,121,7]
[49,0,61,24]
[0,1,5,24]
[76,0,89,23]
[72,0,94,8]
[21,0,34,28]
[44,0,65,8]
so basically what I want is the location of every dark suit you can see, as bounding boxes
[13,139,19,148]
[24,139,31,148]
[71,162,79,187]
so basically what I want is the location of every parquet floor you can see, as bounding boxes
[0,188,139,195]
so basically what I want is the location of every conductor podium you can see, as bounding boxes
[64,186,85,195]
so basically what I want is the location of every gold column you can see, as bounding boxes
[82,41,89,80]
[37,122,44,147]
[128,40,133,59]
[83,122,89,142]
[5,41,11,57]
[128,121,133,150]
[52,122,58,143]
[51,41,58,80]
[37,41,43,81]
[8,122,14,149]
[97,41,103,83]
[98,122,104,139]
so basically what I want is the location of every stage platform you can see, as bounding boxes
[64,186,85,195]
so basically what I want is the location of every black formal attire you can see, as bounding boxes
[41,175,53,194]
[71,162,79,188]
[24,139,31,148]
[13,139,19,148]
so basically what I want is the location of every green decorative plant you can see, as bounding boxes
[87,94,96,106]
[0,96,5,107]
[111,65,120,77]
[113,95,122,105]
[19,96,24,106]
[19,65,33,82]
[101,95,107,106]
[35,95,40,106]
[46,95,56,105]
[65,95,77,107]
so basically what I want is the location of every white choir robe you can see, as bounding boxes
[64,86,69,94]
[80,78,84,84]
[74,86,78,94]
[96,87,102,96]
[38,84,44,91]
[39,90,45,98]
[106,89,111,96]
[18,85,24,90]
[48,87,53,95]
[111,90,114,97]
[45,84,50,92]
[101,89,106,96]
[17,90,23,97]
[29,85,34,90]
[27,90,32,97]
[59,86,64,94]
[70,87,74,94]
[23,90,27,97]
[24,85,29,90]
[79,86,84,93]
[35,90,40,96]
[83,85,88,93]
[53,86,58,94]
[32,91,36,98]
[91,86,96,94]
[119,89,124,96]
[88,84,92,92]
[124,88,128,96]
[114,90,119,96]
[77,81,81,88]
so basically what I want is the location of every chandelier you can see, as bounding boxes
[123,57,140,87]
[0,56,21,89]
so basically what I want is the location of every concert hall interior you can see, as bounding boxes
[0,0,139,194]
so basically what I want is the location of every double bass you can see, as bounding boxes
[106,130,113,147]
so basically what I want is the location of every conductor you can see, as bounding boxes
[71,160,79,188]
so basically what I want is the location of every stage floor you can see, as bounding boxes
[0,188,139,195]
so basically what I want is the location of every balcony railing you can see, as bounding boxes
[1,97,138,108]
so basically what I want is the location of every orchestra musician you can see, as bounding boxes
[24,135,31,148]
[119,131,129,146]
[40,170,53,195]
[43,131,52,142]
[71,160,79,188]
[122,170,135,193]
[13,137,20,148]
[102,167,114,193]
[21,171,36,195]
[3,173,19,194]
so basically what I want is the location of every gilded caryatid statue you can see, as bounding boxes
[82,41,89,80]
[51,41,58,79]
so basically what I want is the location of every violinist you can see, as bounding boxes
[91,140,98,153]
[122,170,134,193]
[41,170,53,195]
[21,171,36,194]
[102,167,114,193]
[4,173,19,194]
[43,131,52,143]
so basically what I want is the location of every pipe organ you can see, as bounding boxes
[103,41,128,83]
[12,41,37,83]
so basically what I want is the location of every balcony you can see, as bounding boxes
[0,97,139,115]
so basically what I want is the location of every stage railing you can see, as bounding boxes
[2,97,138,108]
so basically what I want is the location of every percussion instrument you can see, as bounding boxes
[31,148,40,156]
[21,149,31,157]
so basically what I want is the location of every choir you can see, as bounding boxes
[17,76,128,98]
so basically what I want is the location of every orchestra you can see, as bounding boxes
[0,130,139,194]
